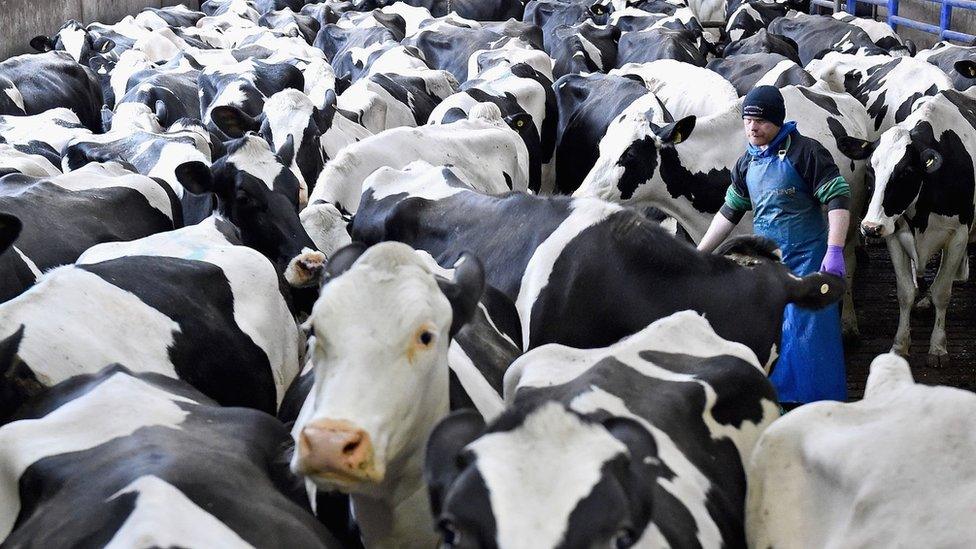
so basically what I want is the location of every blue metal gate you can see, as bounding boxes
[809,0,976,43]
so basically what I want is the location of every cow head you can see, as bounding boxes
[578,93,696,201]
[175,134,325,288]
[210,89,332,207]
[839,124,941,238]
[424,403,657,549]
[291,242,484,496]
[30,20,115,65]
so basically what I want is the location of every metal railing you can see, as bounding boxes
[809,0,976,43]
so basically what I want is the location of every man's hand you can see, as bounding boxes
[820,244,845,278]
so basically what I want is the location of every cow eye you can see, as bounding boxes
[438,518,461,548]
[419,330,434,346]
[613,527,637,549]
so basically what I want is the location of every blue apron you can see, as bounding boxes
[745,123,846,403]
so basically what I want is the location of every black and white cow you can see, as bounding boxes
[549,21,619,79]
[0,364,341,547]
[309,106,530,213]
[747,353,976,547]
[351,161,846,366]
[289,241,486,548]
[616,26,710,67]
[838,88,976,367]
[767,11,886,65]
[723,0,795,43]
[425,310,780,548]
[0,143,61,178]
[722,29,801,64]
[29,19,119,66]
[407,0,524,20]
[707,52,815,96]
[112,68,203,130]
[524,0,611,51]
[0,218,302,415]
[0,162,180,303]
[917,42,976,92]
[0,108,94,155]
[260,7,321,43]
[0,51,104,132]
[135,4,206,29]
[199,57,305,139]
[552,72,649,194]
[808,51,956,135]
[315,19,402,83]
[403,22,537,83]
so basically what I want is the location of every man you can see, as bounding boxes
[698,85,849,406]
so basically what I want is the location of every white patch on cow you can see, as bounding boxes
[77,219,301,405]
[863,126,912,234]
[516,199,621,347]
[148,134,213,198]
[611,60,738,118]
[365,161,466,201]
[104,475,253,549]
[11,247,41,279]
[470,402,627,549]
[0,267,181,385]
[3,85,25,111]
[659,216,679,236]
[380,3,431,37]
[0,108,92,153]
[0,143,60,177]
[576,23,604,69]
[227,135,285,191]
[299,202,352,257]
[448,341,505,421]
[264,89,317,195]
[59,26,88,63]
[0,372,195,538]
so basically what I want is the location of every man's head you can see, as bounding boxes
[742,85,785,147]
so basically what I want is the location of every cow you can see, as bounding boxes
[838,87,976,367]
[405,0,524,20]
[707,53,816,96]
[429,61,556,193]
[29,19,118,65]
[309,105,530,213]
[0,364,341,547]
[524,0,611,51]
[425,310,780,548]
[111,68,202,130]
[610,59,739,117]
[198,57,305,139]
[0,162,181,303]
[0,217,302,415]
[722,29,801,64]
[289,241,486,549]
[548,21,620,79]
[0,108,94,155]
[135,4,206,29]
[403,22,537,83]
[832,12,908,53]
[314,17,402,82]
[552,72,649,194]
[767,11,886,65]
[917,42,976,92]
[807,52,955,133]
[350,160,846,366]
[746,353,976,548]
[0,143,61,178]
[724,0,795,43]
[616,26,710,67]
[260,7,321,43]
[572,82,871,337]
[336,62,459,133]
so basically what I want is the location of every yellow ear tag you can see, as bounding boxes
[516,119,524,128]
[673,132,682,144]
[926,158,935,168]
[861,142,869,149]
[820,283,829,295]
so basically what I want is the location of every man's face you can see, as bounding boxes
[743,116,779,147]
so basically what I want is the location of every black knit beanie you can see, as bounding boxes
[742,85,785,127]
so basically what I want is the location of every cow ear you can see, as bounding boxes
[837,136,876,160]
[313,89,337,132]
[424,409,485,518]
[655,115,696,145]
[903,39,917,57]
[920,148,943,173]
[277,134,296,166]
[0,325,45,423]
[602,417,658,529]
[437,253,486,338]
[175,161,215,195]
[787,271,846,310]
[954,60,976,80]
[29,36,54,52]
[210,105,261,138]
[154,100,170,128]
[0,213,23,255]
[322,241,367,284]
[95,37,115,53]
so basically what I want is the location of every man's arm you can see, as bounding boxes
[699,160,750,253]
[698,208,739,253]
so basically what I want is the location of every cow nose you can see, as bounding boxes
[861,222,883,238]
[298,419,376,479]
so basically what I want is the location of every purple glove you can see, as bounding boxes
[820,244,846,278]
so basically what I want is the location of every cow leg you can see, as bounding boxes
[925,231,969,368]
[887,236,915,357]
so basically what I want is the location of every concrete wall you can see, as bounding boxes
[0,0,187,61]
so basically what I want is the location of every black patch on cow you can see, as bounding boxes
[894,84,939,124]
[909,121,976,232]
[798,86,841,116]
[658,147,730,213]
[79,256,278,413]
[616,136,660,200]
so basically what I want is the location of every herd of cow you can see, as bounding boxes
[0,0,974,546]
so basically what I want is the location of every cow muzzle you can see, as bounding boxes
[860,221,887,238]
[296,419,383,485]
[285,249,327,287]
